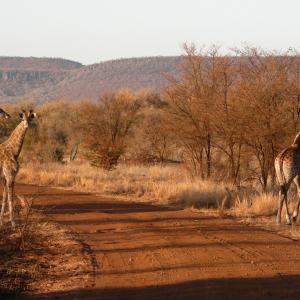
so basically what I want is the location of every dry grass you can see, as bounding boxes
[18,161,282,217]
[233,193,278,217]
[18,162,228,206]
[0,206,90,298]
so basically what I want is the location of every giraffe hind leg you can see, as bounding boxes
[284,194,292,225]
[277,185,286,224]
[292,175,300,223]
[277,182,293,225]
[283,181,293,225]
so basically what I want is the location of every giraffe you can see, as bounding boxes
[0,110,36,229]
[275,132,300,225]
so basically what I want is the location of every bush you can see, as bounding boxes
[81,90,142,170]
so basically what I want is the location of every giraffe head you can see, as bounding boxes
[0,108,11,119]
[19,110,37,125]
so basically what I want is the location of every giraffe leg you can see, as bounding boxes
[282,183,292,225]
[0,182,7,226]
[292,198,300,223]
[292,176,300,223]
[277,181,293,225]
[277,185,286,224]
[7,179,15,229]
[284,195,292,225]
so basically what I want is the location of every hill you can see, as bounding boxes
[0,57,82,71]
[41,56,183,101]
[0,57,83,103]
[0,56,183,103]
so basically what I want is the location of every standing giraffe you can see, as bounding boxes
[0,110,36,229]
[275,132,300,225]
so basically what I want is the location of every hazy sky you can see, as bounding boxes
[0,0,299,65]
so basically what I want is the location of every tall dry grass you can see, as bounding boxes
[233,193,278,217]
[18,162,227,206]
[18,161,282,217]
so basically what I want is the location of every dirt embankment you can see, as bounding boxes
[6,184,300,299]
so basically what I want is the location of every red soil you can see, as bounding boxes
[14,184,300,300]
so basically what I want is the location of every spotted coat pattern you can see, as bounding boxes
[0,111,36,229]
[275,132,300,224]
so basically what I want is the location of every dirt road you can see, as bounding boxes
[16,184,300,299]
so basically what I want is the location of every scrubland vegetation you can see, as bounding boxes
[3,45,300,297]
[2,45,300,217]
[17,162,279,218]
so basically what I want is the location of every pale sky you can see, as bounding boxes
[0,0,299,65]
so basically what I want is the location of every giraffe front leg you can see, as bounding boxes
[7,180,15,229]
[0,183,7,226]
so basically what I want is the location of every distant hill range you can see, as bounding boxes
[0,56,183,103]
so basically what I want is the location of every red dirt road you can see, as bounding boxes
[16,184,300,300]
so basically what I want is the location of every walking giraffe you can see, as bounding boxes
[0,110,36,229]
[275,132,300,225]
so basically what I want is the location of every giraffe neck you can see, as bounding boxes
[5,120,28,158]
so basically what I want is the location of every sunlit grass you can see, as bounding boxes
[18,161,279,217]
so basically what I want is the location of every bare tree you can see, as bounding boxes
[81,90,142,170]
[164,44,222,178]
[234,47,300,189]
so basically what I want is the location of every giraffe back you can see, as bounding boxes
[275,145,300,186]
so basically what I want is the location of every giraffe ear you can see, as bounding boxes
[0,109,9,119]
